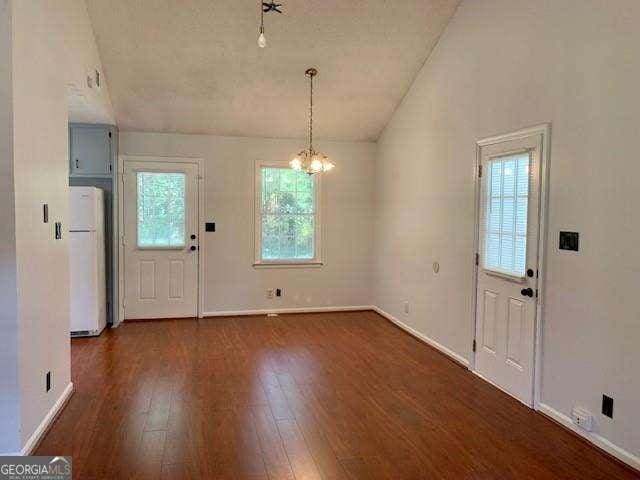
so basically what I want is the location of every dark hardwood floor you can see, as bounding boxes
[36,311,638,479]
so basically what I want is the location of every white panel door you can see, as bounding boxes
[123,160,199,319]
[475,133,542,406]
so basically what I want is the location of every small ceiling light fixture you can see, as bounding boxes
[258,1,283,48]
[290,68,335,175]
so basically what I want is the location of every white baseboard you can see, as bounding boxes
[202,305,373,317]
[20,382,74,456]
[371,306,469,367]
[538,402,640,472]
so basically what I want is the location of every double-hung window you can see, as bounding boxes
[254,161,321,266]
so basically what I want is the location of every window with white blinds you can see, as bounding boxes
[482,152,530,277]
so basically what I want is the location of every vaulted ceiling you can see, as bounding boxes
[85,0,459,141]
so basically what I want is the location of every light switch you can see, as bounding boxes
[559,231,579,251]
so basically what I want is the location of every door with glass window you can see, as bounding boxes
[123,160,199,319]
[475,133,542,406]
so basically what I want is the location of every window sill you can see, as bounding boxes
[253,261,323,269]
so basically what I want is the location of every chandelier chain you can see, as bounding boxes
[290,67,333,174]
[309,73,313,152]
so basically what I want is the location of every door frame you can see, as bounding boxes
[469,123,551,409]
[117,155,205,321]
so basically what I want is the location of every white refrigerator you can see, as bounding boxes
[69,187,106,336]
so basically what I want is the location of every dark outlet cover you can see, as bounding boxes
[559,231,579,251]
[602,394,613,418]
[205,222,216,232]
[276,288,282,297]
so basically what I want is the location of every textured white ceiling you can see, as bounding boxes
[85,0,459,141]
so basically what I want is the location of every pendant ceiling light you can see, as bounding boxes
[258,1,283,48]
[290,68,335,175]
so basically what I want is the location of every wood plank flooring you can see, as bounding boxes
[36,311,638,479]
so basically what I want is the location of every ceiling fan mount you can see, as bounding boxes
[262,2,283,14]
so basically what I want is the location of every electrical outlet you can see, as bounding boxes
[571,406,593,431]
[602,395,614,418]
[266,289,274,299]
[276,288,282,297]
[46,371,51,392]
[403,301,409,314]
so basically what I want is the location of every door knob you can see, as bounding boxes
[190,245,197,251]
[520,287,534,297]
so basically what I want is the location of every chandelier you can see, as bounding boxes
[290,68,335,175]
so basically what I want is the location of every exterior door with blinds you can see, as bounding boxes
[474,132,542,406]
[123,160,199,319]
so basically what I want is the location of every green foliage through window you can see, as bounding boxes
[261,167,315,260]
[137,172,186,248]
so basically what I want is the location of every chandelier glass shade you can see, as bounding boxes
[290,150,334,174]
[290,68,334,175]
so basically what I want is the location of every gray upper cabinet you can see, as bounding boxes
[69,124,117,177]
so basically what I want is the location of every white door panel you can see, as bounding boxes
[139,260,156,300]
[506,297,525,368]
[475,133,542,406]
[481,290,498,354]
[169,260,185,300]
[123,160,199,319]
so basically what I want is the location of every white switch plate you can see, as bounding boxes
[403,301,409,314]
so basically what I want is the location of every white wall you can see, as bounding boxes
[120,132,376,314]
[0,0,20,454]
[2,0,114,454]
[373,0,640,461]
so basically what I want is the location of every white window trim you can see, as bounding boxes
[253,160,323,268]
